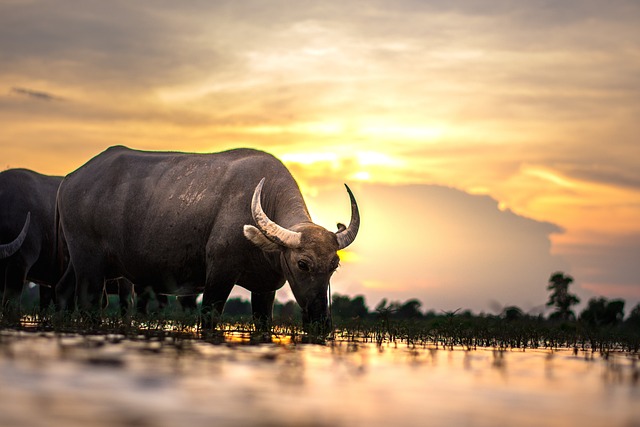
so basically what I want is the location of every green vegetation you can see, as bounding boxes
[323,272,639,352]
[328,296,640,353]
[2,271,639,352]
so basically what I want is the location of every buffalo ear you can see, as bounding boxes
[243,225,281,252]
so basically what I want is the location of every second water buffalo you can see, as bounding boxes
[0,169,61,312]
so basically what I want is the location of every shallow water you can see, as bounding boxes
[0,330,638,427]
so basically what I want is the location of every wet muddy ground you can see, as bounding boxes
[0,329,638,427]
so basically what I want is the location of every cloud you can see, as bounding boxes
[559,232,640,292]
[560,165,640,192]
[306,183,567,313]
[2,1,638,138]
[11,87,64,102]
[0,2,234,94]
[307,180,640,313]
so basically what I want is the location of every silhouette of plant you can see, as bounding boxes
[579,297,625,328]
[546,272,580,321]
[223,297,252,317]
[627,303,640,324]
[331,294,369,321]
[502,306,524,321]
[396,299,423,320]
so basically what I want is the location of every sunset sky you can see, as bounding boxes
[2,0,639,314]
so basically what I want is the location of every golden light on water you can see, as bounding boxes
[3,324,640,427]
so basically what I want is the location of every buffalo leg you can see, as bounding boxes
[2,263,26,319]
[116,279,134,316]
[101,278,131,316]
[157,294,169,310]
[76,277,103,311]
[135,286,150,314]
[251,291,275,332]
[178,294,198,313]
[201,277,235,331]
[72,254,105,312]
[0,263,5,309]
[39,285,54,311]
[135,286,167,315]
[54,264,76,311]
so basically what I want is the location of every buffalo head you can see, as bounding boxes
[243,178,360,334]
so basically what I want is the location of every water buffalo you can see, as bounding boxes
[0,169,171,317]
[56,146,360,331]
[0,169,62,313]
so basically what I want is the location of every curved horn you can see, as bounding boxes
[251,178,302,248]
[0,212,30,258]
[336,184,360,250]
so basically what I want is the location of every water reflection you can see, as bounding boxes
[0,330,638,427]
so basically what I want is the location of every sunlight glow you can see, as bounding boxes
[356,151,404,167]
[245,122,344,136]
[362,279,411,292]
[359,124,445,141]
[362,280,392,290]
[280,152,339,165]
[523,166,577,188]
[337,249,360,264]
[350,171,371,181]
[281,150,405,178]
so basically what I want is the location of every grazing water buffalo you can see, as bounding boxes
[56,146,360,331]
[0,169,62,312]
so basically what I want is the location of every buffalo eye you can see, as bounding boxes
[297,260,310,272]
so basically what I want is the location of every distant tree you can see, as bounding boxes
[373,298,424,320]
[580,297,625,328]
[331,294,369,321]
[502,306,524,321]
[604,299,625,325]
[273,300,301,322]
[396,299,423,320]
[624,303,640,329]
[375,298,390,314]
[351,295,369,317]
[424,310,438,320]
[627,303,640,321]
[374,299,394,329]
[223,297,251,317]
[546,272,580,321]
